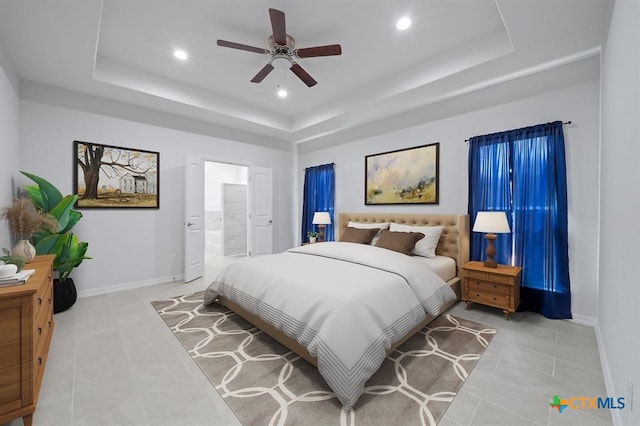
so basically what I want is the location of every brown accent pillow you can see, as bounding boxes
[375,230,425,255]
[339,227,380,244]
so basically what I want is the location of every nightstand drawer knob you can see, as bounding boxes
[38,327,42,335]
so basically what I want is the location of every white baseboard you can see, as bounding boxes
[570,313,597,326]
[593,318,623,426]
[77,274,185,298]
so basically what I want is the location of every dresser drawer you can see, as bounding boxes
[466,279,509,295]
[465,269,514,284]
[466,290,509,309]
[32,278,52,321]
[33,302,52,359]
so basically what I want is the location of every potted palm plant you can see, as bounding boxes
[21,171,90,313]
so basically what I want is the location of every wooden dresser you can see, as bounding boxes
[461,261,522,320]
[0,254,55,426]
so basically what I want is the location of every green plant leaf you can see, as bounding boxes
[21,171,63,212]
[62,210,83,233]
[49,195,78,232]
[23,185,45,211]
[34,234,66,258]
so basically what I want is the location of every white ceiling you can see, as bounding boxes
[0,0,612,150]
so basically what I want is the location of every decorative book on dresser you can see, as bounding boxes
[0,254,55,426]
[461,260,522,320]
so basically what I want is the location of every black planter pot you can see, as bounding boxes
[53,278,77,313]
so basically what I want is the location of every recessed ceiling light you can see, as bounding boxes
[396,17,412,31]
[173,49,188,60]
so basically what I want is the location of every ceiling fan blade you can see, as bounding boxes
[217,39,268,54]
[251,63,275,83]
[290,63,317,87]
[296,44,342,58]
[269,8,287,46]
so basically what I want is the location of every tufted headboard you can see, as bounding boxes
[338,213,469,277]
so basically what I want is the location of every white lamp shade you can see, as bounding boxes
[472,211,511,233]
[312,212,332,225]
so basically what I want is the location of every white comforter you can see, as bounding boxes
[203,242,456,410]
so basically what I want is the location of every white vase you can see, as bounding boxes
[12,239,36,263]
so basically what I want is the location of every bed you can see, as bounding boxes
[204,213,469,410]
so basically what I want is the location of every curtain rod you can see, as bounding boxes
[464,121,572,143]
[304,162,335,171]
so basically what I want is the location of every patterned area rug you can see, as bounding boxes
[151,292,496,426]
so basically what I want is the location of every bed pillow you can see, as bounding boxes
[375,230,425,255]
[339,227,380,244]
[347,221,391,245]
[389,223,445,259]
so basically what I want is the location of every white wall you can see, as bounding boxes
[599,1,640,424]
[0,47,20,251]
[19,100,295,296]
[298,81,600,318]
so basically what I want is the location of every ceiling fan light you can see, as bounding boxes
[272,55,292,71]
[173,49,188,60]
[277,87,288,98]
[396,17,412,31]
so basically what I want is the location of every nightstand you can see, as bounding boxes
[461,261,522,320]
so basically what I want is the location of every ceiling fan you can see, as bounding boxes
[216,8,342,88]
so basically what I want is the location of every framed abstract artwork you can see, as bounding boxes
[73,141,159,209]
[365,142,439,205]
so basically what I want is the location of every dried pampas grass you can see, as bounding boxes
[1,198,57,239]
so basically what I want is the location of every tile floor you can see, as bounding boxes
[6,256,612,426]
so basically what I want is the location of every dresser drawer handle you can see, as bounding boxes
[38,327,42,335]
[38,297,42,305]
[48,298,52,305]
[38,357,42,365]
[48,321,52,328]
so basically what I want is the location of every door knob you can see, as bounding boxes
[268,220,273,224]
[187,222,195,227]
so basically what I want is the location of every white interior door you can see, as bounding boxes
[250,166,273,256]
[184,154,204,282]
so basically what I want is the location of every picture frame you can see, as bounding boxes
[365,142,439,205]
[73,141,159,209]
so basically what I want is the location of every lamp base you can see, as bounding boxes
[483,260,498,268]
[318,224,325,242]
[483,233,498,268]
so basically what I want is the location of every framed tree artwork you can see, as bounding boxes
[74,141,159,209]
[365,142,439,205]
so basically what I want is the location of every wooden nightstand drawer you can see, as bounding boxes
[465,269,513,285]
[466,279,509,295]
[467,291,509,308]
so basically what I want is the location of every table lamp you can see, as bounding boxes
[472,211,511,268]
[312,212,331,242]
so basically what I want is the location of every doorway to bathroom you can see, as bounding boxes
[204,161,249,264]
